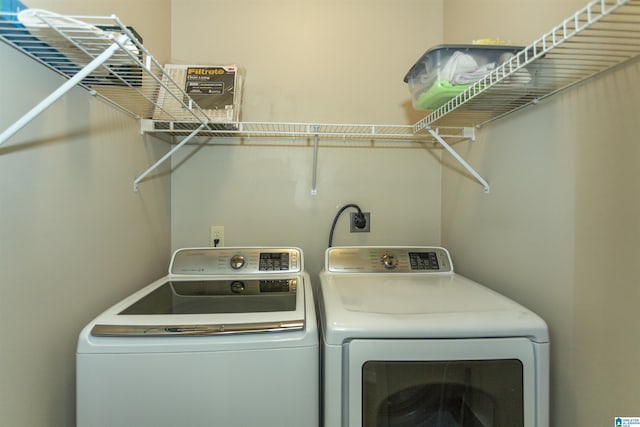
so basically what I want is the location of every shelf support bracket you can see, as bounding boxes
[311,125,319,195]
[427,127,490,193]
[0,34,130,146]
[133,122,208,192]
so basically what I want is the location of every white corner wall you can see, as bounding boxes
[0,1,172,426]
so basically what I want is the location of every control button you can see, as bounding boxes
[381,253,397,270]
[259,252,291,271]
[409,252,440,270]
[230,255,245,270]
[230,281,245,293]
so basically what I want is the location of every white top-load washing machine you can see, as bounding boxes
[317,246,549,427]
[77,247,318,427]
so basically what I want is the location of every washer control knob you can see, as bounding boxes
[230,255,245,270]
[230,281,245,293]
[381,253,397,270]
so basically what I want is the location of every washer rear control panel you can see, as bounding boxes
[408,252,441,270]
[170,247,302,275]
[259,252,290,271]
[326,246,453,273]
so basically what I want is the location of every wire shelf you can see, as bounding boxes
[414,0,640,132]
[142,120,474,143]
[2,1,637,192]
[0,10,210,123]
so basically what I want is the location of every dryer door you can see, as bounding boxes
[347,338,539,427]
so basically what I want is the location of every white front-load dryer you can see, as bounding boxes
[77,247,318,427]
[317,246,549,427]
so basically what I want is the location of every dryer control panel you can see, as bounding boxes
[326,246,453,273]
[170,247,302,275]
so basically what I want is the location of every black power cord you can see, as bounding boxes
[328,203,367,247]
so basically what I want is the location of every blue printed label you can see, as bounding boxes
[616,418,640,427]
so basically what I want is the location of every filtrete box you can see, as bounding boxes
[153,64,243,123]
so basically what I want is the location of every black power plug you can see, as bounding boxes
[350,212,370,232]
[353,212,367,229]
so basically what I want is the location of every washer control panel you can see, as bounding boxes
[170,247,302,275]
[326,246,453,273]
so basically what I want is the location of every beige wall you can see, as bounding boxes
[442,1,640,426]
[169,0,445,277]
[572,61,640,421]
[169,0,441,125]
[0,2,172,426]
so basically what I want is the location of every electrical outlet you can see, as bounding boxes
[210,226,225,247]
[350,212,370,232]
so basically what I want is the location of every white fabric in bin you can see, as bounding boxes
[440,51,486,84]
[440,51,531,86]
[439,51,531,85]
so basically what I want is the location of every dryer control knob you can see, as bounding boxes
[230,255,245,269]
[381,253,397,270]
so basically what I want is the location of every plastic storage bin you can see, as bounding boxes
[404,44,523,111]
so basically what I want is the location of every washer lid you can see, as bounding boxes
[89,274,306,337]
[119,279,298,315]
[318,271,549,344]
